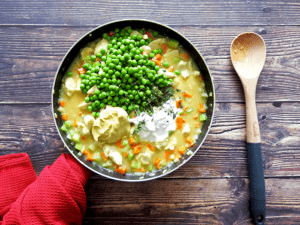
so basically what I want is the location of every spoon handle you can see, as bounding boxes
[247,143,266,224]
[245,87,266,224]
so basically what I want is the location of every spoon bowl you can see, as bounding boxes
[231,32,266,81]
[230,32,266,225]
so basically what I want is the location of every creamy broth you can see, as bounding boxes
[58,28,207,175]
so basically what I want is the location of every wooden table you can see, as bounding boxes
[1,0,300,224]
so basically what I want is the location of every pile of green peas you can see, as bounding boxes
[78,27,174,117]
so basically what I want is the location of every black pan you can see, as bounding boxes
[51,19,215,182]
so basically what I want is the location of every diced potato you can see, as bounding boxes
[77,122,90,136]
[182,124,190,135]
[65,77,77,97]
[165,137,177,150]
[84,115,95,130]
[81,47,94,59]
[94,39,109,55]
[141,45,152,54]
[103,145,122,165]
[87,85,97,95]
[148,38,166,50]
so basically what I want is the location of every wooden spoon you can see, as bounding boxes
[230,32,266,225]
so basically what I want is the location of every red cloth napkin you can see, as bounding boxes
[0,153,91,225]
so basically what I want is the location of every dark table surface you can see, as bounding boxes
[1,0,300,224]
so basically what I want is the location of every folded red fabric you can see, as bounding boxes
[0,153,91,225]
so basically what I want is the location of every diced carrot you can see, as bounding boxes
[182,53,189,60]
[175,116,185,130]
[79,111,83,116]
[199,74,203,81]
[108,31,115,37]
[83,149,93,161]
[153,54,162,61]
[168,66,174,72]
[74,119,78,127]
[59,101,66,107]
[81,136,86,141]
[161,44,167,54]
[198,103,206,113]
[147,144,155,151]
[154,158,161,169]
[183,106,188,111]
[181,113,186,116]
[145,31,154,40]
[139,167,146,172]
[178,147,186,155]
[123,153,129,157]
[175,154,182,160]
[101,152,108,161]
[129,137,135,146]
[176,99,182,108]
[195,122,200,128]
[131,115,135,119]
[115,165,127,175]
[88,111,92,114]
[86,153,93,161]
[132,143,141,154]
[165,151,171,161]
[78,67,86,74]
[142,50,146,55]
[185,136,194,147]
[152,59,161,66]
[95,57,101,62]
[62,114,67,121]
[182,92,193,98]
[116,139,123,148]
[194,114,198,120]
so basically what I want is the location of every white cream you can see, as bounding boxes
[129,100,181,142]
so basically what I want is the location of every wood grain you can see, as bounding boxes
[1,102,299,178]
[1,26,300,103]
[81,178,300,225]
[0,0,300,26]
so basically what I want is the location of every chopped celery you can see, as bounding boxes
[61,125,68,132]
[69,130,75,137]
[135,135,140,143]
[88,143,97,152]
[199,113,207,121]
[127,151,134,160]
[137,162,142,169]
[168,39,179,48]
[148,165,153,171]
[131,160,138,168]
[172,57,180,64]
[72,133,81,143]
[65,121,73,129]
[179,111,184,115]
[169,131,174,136]
[122,140,129,146]
[75,143,83,151]
[93,152,101,162]
[122,145,130,153]
[186,109,194,114]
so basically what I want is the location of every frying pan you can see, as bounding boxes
[51,19,215,182]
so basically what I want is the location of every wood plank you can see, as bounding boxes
[1,102,299,178]
[1,25,300,103]
[1,0,300,26]
[82,178,300,224]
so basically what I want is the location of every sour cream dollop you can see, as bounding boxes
[129,100,181,142]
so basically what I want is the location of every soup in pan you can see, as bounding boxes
[57,27,207,175]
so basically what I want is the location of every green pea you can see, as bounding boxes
[173,70,180,76]
[87,106,93,111]
[153,31,158,37]
[163,62,170,67]
[146,90,151,95]
[83,63,90,69]
[91,55,97,61]
[85,97,90,103]
[67,71,72,77]
[100,103,105,108]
